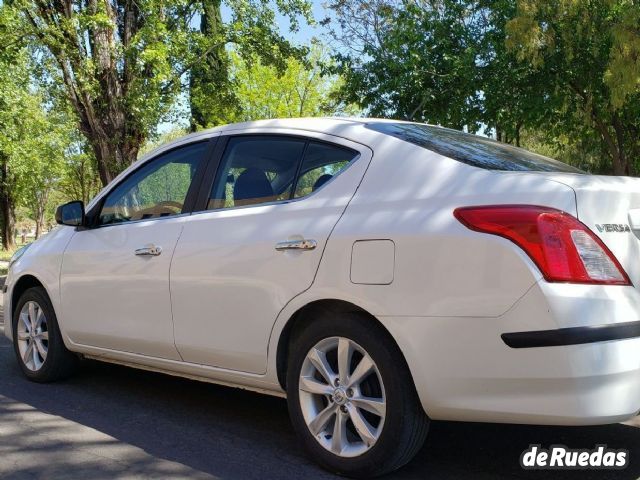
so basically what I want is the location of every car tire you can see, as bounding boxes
[12,286,78,382]
[287,311,429,478]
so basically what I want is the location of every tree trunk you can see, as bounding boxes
[34,191,48,240]
[612,114,632,176]
[495,127,502,142]
[58,0,143,188]
[0,200,15,250]
[568,81,633,176]
[592,116,630,176]
[0,157,15,250]
[80,119,142,187]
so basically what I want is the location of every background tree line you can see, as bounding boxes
[0,0,638,250]
[328,0,640,174]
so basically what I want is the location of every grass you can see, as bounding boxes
[0,239,37,276]
[0,246,14,276]
[0,239,31,265]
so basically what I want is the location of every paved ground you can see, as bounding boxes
[0,292,639,479]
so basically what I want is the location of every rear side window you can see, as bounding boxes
[208,136,306,209]
[366,122,583,173]
[207,136,359,210]
[293,142,356,198]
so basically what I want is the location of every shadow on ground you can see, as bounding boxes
[0,342,638,480]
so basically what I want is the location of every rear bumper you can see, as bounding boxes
[378,282,640,426]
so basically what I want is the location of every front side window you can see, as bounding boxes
[208,136,359,210]
[99,142,207,225]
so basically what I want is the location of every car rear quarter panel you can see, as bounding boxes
[310,134,578,318]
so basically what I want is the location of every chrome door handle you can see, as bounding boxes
[135,244,162,256]
[275,239,317,251]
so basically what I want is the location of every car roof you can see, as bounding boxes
[208,117,410,132]
[160,117,414,148]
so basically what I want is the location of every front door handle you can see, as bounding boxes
[275,239,317,251]
[135,244,162,256]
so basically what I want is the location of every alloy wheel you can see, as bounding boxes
[298,336,386,458]
[16,301,49,371]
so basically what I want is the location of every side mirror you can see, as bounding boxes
[55,201,85,227]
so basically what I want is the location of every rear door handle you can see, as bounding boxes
[275,239,317,251]
[135,244,163,256]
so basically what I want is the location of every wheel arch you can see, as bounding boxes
[11,274,48,322]
[275,298,416,393]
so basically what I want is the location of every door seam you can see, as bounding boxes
[168,224,186,361]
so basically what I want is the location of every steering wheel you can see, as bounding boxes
[130,200,184,220]
[154,200,183,213]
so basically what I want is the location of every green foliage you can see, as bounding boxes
[227,44,358,121]
[328,1,483,129]
[139,128,190,158]
[56,141,103,207]
[505,0,640,174]
[0,39,80,244]
[135,162,194,209]
[6,0,314,184]
[190,0,316,129]
[294,160,347,197]
[328,0,640,175]
[3,0,638,241]
[190,0,240,129]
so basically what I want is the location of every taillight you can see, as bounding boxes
[454,205,631,285]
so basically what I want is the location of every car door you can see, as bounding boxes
[170,132,372,374]
[59,139,213,359]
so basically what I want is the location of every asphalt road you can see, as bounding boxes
[0,294,639,480]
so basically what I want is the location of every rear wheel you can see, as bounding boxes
[287,312,429,478]
[12,287,78,382]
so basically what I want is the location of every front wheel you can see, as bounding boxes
[287,312,429,478]
[12,286,78,382]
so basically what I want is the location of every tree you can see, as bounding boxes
[22,135,64,239]
[505,0,640,175]
[189,0,239,129]
[0,47,38,249]
[228,44,357,120]
[0,4,81,247]
[9,0,313,186]
[0,73,68,246]
[327,0,640,175]
[1,86,74,243]
[12,92,78,239]
[327,1,484,129]
[139,127,190,158]
[57,142,102,207]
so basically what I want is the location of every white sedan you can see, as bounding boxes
[4,118,640,477]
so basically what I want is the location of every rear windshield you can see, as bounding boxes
[366,122,584,173]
